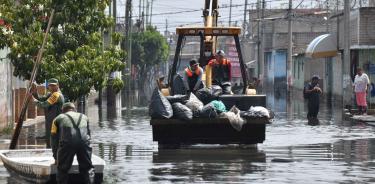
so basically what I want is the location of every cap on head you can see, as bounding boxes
[62,102,75,111]
[189,59,198,66]
[48,78,59,86]
[216,50,225,57]
[312,75,320,80]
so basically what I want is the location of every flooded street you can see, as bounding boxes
[2,93,375,184]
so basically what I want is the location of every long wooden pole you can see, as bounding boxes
[9,9,55,149]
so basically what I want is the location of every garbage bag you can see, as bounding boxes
[185,93,204,112]
[199,103,218,118]
[172,102,193,120]
[172,74,187,95]
[149,88,173,119]
[196,86,222,104]
[210,100,227,113]
[240,106,270,118]
[220,106,245,131]
[166,94,189,104]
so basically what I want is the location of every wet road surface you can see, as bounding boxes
[1,94,375,184]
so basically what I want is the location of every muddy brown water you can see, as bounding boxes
[1,94,375,184]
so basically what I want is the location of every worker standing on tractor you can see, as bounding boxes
[183,59,205,93]
[208,50,232,94]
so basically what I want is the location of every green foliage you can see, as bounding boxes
[0,0,125,101]
[130,26,169,71]
[1,123,13,135]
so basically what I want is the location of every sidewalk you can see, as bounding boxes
[344,109,375,122]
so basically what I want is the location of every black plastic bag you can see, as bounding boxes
[166,94,189,104]
[172,102,193,120]
[199,103,218,118]
[149,88,173,119]
[172,74,187,95]
[196,85,223,104]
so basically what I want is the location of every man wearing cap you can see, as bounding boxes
[183,59,205,93]
[51,102,94,184]
[208,50,232,94]
[32,78,65,148]
[304,75,322,120]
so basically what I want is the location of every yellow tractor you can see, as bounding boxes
[152,0,269,147]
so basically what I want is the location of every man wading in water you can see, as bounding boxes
[304,75,322,121]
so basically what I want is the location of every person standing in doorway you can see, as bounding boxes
[304,75,322,120]
[32,78,65,148]
[353,68,370,115]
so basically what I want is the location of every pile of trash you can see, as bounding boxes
[149,88,273,131]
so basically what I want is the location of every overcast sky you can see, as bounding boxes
[114,0,327,32]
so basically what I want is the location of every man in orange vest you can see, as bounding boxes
[183,59,204,93]
[208,50,232,94]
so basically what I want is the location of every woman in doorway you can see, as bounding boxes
[353,68,370,115]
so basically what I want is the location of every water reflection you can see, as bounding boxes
[151,147,266,183]
[3,89,375,183]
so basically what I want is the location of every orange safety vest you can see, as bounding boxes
[185,67,201,78]
[208,58,230,66]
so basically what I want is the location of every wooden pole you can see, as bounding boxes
[9,9,55,149]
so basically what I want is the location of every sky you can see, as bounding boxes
[113,0,337,33]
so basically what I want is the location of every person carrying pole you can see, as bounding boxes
[31,78,64,148]
[51,102,94,184]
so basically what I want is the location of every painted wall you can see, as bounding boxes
[358,49,375,106]
[0,48,12,129]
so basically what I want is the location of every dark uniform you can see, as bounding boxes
[51,103,93,184]
[304,82,320,119]
[33,78,64,148]
[208,58,232,94]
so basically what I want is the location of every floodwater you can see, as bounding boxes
[2,91,375,184]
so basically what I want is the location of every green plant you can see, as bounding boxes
[1,123,13,135]
[0,0,125,101]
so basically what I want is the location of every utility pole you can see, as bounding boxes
[259,0,265,86]
[113,0,117,27]
[145,1,149,28]
[257,0,260,77]
[165,19,168,37]
[243,0,248,38]
[229,0,232,26]
[343,0,351,106]
[150,0,154,26]
[125,0,133,96]
[139,0,141,20]
[287,0,293,92]
[142,0,145,30]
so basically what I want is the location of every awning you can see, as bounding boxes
[305,34,337,58]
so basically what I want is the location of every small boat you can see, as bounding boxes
[0,149,105,184]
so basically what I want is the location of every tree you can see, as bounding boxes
[0,0,125,101]
[130,26,169,94]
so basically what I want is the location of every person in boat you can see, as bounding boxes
[208,50,232,94]
[304,75,322,120]
[183,59,205,93]
[51,102,94,184]
[31,78,65,148]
